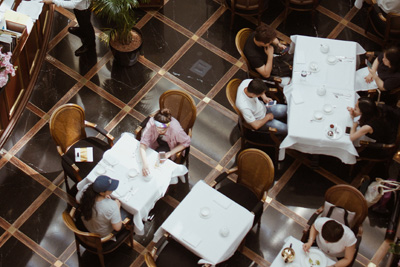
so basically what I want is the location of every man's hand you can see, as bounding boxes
[265,113,274,121]
[264,45,274,57]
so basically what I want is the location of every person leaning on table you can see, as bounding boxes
[139,108,191,176]
[302,217,357,267]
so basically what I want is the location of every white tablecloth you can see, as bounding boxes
[270,236,336,267]
[280,35,366,164]
[77,132,188,235]
[153,180,254,265]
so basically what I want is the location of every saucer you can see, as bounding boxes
[313,111,324,121]
[323,104,333,114]
[327,55,337,65]
[127,169,138,178]
[95,166,106,175]
[200,207,211,219]
[143,173,153,182]
[309,61,319,72]
[325,125,342,139]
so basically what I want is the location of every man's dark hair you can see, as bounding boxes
[254,23,277,44]
[247,78,267,95]
[321,220,344,243]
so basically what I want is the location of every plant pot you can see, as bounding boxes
[110,27,143,67]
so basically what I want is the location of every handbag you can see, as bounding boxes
[365,178,400,207]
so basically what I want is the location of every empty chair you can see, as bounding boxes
[62,207,134,267]
[226,78,283,163]
[301,185,368,266]
[212,148,274,226]
[281,0,319,27]
[365,0,400,47]
[49,103,114,193]
[144,234,201,267]
[225,0,269,28]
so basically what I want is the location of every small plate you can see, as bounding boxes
[309,62,319,73]
[303,248,326,267]
[325,125,342,140]
[127,169,138,178]
[199,207,211,219]
[323,104,333,114]
[95,166,106,175]
[312,111,324,122]
[327,55,337,65]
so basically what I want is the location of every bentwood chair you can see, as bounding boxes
[225,0,269,28]
[365,0,400,47]
[135,90,196,169]
[226,78,283,163]
[212,148,275,227]
[281,0,319,27]
[301,185,368,266]
[235,28,285,102]
[144,234,202,267]
[62,207,134,267]
[49,104,114,193]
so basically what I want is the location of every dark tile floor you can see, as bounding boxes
[0,0,396,266]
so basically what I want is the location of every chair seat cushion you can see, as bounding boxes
[62,137,110,182]
[156,239,200,267]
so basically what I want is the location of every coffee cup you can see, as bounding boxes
[314,111,323,120]
[323,104,333,113]
[320,44,329,53]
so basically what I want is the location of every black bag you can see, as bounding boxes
[272,53,293,77]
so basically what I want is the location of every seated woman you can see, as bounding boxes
[303,217,357,267]
[365,46,400,92]
[76,175,123,237]
[139,108,191,176]
[347,97,393,144]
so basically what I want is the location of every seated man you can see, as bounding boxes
[236,78,287,135]
[244,23,293,80]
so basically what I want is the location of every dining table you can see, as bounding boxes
[270,236,336,267]
[153,180,255,265]
[279,35,366,164]
[76,132,188,235]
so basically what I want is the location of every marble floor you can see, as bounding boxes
[0,0,396,266]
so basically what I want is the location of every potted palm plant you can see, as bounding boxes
[91,0,145,66]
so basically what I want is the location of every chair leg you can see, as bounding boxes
[75,240,81,264]
[98,252,106,267]
[230,12,235,29]
[64,172,70,193]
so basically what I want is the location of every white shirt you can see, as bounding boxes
[377,0,400,13]
[235,79,266,123]
[314,217,357,258]
[52,0,90,10]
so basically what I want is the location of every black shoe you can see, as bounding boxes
[74,45,90,56]
[68,27,82,37]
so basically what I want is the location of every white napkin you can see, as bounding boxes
[291,90,304,104]
[183,232,202,248]
[355,67,378,91]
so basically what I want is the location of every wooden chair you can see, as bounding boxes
[135,90,196,168]
[301,185,368,266]
[144,234,201,267]
[235,28,284,99]
[62,207,134,267]
[225,0,269,28]
[212,148,274,227]
[365,0,400,47]
[226,78,283,163]
[281,0,319,27]
[49,104,114,193]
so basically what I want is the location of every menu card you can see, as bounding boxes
[74,147,93,162]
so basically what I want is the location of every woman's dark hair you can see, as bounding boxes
[358,97,379,126]
[254,23,277,44]
[154,108,172,124]
[248,78,268,95]
[384,46,400,72]
[321,220,344,243]
[80,184,99,221]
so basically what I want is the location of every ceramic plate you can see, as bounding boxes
[325,125,343,140]
[127,169,138,178]
[303,248,326,267]
[327,55,337,65]
[95,166,106,175]
[323,104,334,114]
[312,111,324,122]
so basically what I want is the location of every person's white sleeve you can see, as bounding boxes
[241,108,256,123]
[52,0,84,9]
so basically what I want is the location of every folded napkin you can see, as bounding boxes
[291,90,304,104]
[183,232,202,248]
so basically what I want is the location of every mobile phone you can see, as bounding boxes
[365,59,372,68]
[345,126,351,135]
[159,151,166,163]
[281,46,289,55]
[267,100,277,106]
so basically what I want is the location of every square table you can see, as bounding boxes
[153,180,255,265]
[270,236,336,267]
[280,35,366,164]
[77,132,188,235]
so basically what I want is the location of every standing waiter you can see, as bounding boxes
[42,0,96,56]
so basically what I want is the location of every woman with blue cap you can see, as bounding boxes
[76,175,123,237]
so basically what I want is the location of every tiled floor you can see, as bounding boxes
[0,0,396,266]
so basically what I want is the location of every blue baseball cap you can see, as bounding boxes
[93,175,119,193]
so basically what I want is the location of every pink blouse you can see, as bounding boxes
[140,117,191,153]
